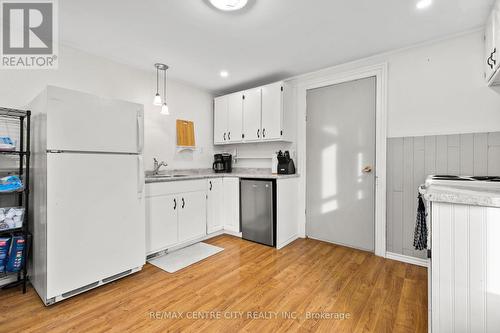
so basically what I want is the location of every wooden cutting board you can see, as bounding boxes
[176,119,195,147]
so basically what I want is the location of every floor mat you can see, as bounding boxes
[148,242,224,273]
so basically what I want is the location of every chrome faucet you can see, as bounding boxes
[153,158,168,175]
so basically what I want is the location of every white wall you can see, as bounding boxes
[0,45,214,171]
[290,29,500,138]
[289,29,500,240]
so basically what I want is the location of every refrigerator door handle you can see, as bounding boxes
[137,155,144,198]
[137,111,144,153]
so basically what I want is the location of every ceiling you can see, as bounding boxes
[60,0,493,94]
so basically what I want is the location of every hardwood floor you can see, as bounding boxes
[0,235,428,332]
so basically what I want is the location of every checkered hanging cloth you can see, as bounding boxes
[413,193,428,251]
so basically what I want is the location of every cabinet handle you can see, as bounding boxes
[257,129,260,138]
[493,48,497,65]
[182,198,185,209]
[209,181,212,191]
[488,55,493,69]
[223,132,226,141]
[262,128,266,138]
[173,198,177,210]
[228,132,231,140]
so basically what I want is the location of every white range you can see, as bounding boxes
[29,86,145,305]
[420,175,500,332]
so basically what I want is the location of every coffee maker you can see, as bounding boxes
[213,153,232,173]
[277,150,295,174]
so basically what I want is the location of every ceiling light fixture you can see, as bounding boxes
[209,0,248,11]
[416,0,432,10]
[153,63,170,115]
[220,70,229,78]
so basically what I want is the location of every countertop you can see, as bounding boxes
[419,177,500,208]
[145,168,300,184]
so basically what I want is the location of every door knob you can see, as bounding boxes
[362,166,373,173]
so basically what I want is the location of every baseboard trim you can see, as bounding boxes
[277,235,299,250]
[386,251,429,267]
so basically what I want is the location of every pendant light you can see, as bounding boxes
[153,64,162,106]
[160,64,169,115]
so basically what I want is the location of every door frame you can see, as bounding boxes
[295,63,388,257]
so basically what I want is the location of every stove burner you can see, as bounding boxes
[431,175,500,182]
[432,175,472,181]
[470,176,500,181]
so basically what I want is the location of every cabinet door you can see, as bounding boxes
[145,194,178,254]
[493,2,500,74]
[261,82,283,140]
[214,96,228,144]
[207,178,224,233]
[227,92,243,143]
[223,178,240,233]
[178,191,207,243]
[242,88,262,141]
[485,11,496,82]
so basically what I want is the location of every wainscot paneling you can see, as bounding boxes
[386,131,500,259]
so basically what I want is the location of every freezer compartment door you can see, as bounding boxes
[47,86,144,153]
[46,153,145,299]
[240,180,274,246]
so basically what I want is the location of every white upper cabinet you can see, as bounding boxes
[261,82,283,140]
[214,96,228,144]
[214,81,292,145]
[242,87,262,141]
[485,0,500,85]
[227,92,244,143]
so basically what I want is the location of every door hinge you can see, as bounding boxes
[427,249,431,259]
[242,134,245,139]
[281,86,283,92]
[280,130,283,136]
[242,95,245,100]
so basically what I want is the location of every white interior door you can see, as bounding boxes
[46,153,145,298]
[227,92,243,143]
[306,77,376,252]
[214,96,228,144]
[243,88,262,141]
[261,82,283,140]
[47,86,143,153]
[178,191,207,243]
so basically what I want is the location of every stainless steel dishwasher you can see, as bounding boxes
[240,179,276,247]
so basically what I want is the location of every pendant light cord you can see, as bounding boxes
[163,67,167,104]
[156,67,159,94]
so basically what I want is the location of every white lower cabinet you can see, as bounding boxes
[145,180,207,255]
[145,193,178,254]
[146,177,299,256]
[223,177,240,233]
[207,178,224,233]
[178,191,207,243]
[276,178,299,249]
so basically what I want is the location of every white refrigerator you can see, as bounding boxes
[29,86,145,305]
